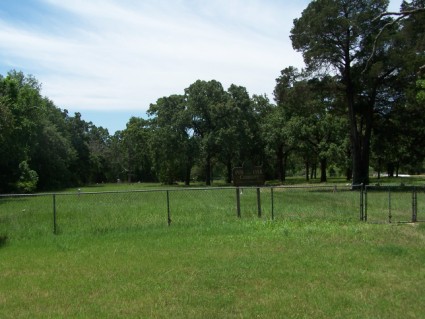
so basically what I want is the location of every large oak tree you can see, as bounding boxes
[291,0,395,185]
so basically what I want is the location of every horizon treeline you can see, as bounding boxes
[0,0,424,192]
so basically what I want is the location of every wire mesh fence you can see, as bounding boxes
[418,188,425,222]
[55,190,168,235]
[270,185,362,222]
[167,188,238,225]
[0,194,53,239]
[5,183,423,238]
[0,184,366,239]
[364,185,424,223]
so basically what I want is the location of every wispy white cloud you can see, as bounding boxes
[0,0,308,111]
[0,0,400,113]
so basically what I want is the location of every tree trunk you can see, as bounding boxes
[276,144,287,182]
[311,163,317,180]
[345,76,372,186]
[205,154,211,186]
[226,159,232,184]
[305,161,310,181]
[346,167,352,181]
[387,162,395,177]
[277,146,283,182]
[351,137,371,185]
[184,163,191,186]
[320,158,327,182]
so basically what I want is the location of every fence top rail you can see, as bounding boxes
[0,187,237,197]
[0,183,364,198]
[365,184,425,191]
[270,184,362,190]
[0,192,51,198]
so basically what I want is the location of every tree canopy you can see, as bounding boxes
[290,0,424,184]
[0,1,424,192]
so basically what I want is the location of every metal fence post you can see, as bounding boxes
[388,187,392,224]
[236,187,241,218]
[166,190,171,226]
[256,187,262,218]
[412,187,417,223]
[359,184,364,221]
[271,187,274,221]
[364,185,368,222]
[53,194,57,235]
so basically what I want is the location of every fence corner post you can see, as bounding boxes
[271,187,274,221]
[53,194,57,235]
[236,187,241,218]
[257,187,262,218]
[359,183,364,221]
[166,190,171,226]
[388,187,392,224]
[412,187,417,223]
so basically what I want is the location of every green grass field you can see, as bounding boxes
[1,181,425,318]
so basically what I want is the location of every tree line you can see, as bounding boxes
[0,0,424,192]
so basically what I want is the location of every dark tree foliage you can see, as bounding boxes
[0,71,113,191]
[369,0,425,175]
[291,0,401,185]
[148,95,194,185]
[185,80,228,185]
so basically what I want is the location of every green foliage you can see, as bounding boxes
[417,79,425,102]
[291,0,398,185]
[120,117,156,183]
[273,69,348,182]
[0,71,128,191]
[0,96,14,142]
[148,95,194,185]
[185,80,229,185]
[15,161,38,193]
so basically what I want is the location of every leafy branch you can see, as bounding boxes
[364,8,425,73]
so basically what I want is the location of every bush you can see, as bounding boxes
[16,161,38,193]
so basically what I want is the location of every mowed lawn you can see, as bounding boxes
[1,219,425,318]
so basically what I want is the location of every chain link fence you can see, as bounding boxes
[0,184,365,239]
[364,185,425,223]
[3,184,424,240]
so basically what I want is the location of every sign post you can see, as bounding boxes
[233,163,265,218]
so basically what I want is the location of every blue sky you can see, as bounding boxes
[0,0,402,134]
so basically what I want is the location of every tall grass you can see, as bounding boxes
[0,195,53,239]
[1,185,362,239]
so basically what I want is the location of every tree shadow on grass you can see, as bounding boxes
[0,234,8,248]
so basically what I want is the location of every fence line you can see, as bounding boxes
[364,185,424,223]
[2,183,422,238]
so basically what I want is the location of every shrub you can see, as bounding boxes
[16,161,38,193]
